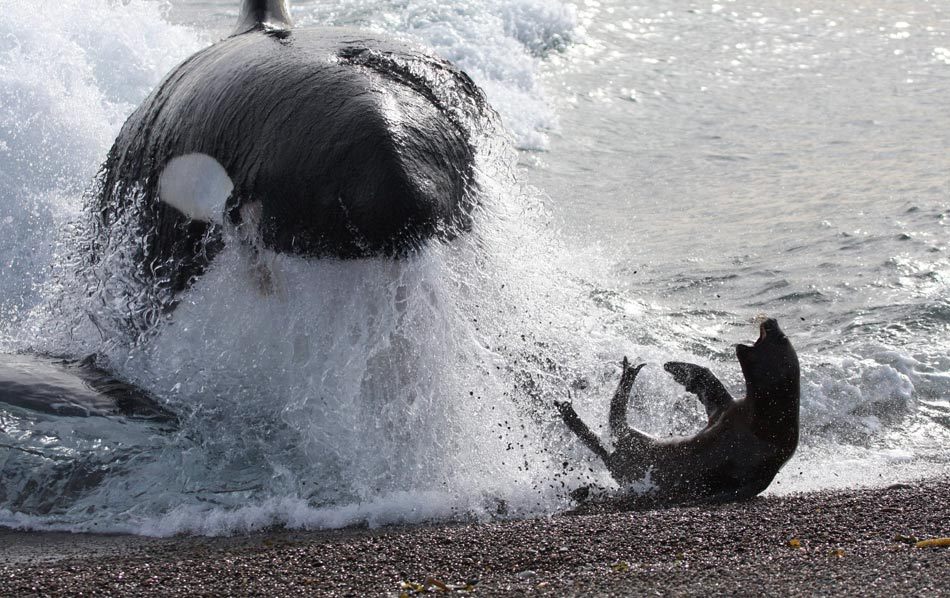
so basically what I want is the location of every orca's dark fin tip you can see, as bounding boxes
[233,0,294,36]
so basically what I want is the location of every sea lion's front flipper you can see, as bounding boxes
[663,362,734,424]
[555,399,611,464]
[609,358,646,443]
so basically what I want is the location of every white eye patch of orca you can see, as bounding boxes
[158,153,233,224]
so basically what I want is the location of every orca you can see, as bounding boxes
[88,0,494,332]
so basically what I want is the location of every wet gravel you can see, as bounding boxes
[1,478,948,596]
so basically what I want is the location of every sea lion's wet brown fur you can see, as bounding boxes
[555,318,800,504]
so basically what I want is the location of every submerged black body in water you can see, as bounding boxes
[0,354,175,424]
[90,0,492,313]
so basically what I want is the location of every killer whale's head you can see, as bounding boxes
[735,318,800,404]
[148,3,486,261]
[151,25,485,261]
[93,0,494,340]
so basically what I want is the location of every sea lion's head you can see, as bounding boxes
[735,318,800,402]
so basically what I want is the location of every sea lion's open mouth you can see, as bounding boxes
[737,318,788,363]
[751,318,784,344]
[738,318,776,359]
[759,318,786,342]
[735,322,766,357]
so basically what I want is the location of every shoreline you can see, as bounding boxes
[2,478,948,595]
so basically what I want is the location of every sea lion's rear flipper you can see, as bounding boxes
[663,362,734,424]
[609,358,646,442]
[233,0,293,35]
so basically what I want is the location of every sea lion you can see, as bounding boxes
[555,318,800,504]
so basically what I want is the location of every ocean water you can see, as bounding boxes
[0,0,947,535]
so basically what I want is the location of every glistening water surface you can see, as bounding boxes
[0,0,947,535]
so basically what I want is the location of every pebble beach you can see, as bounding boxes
[2,477,948,596]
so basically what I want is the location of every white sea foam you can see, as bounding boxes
[0,0,205,326]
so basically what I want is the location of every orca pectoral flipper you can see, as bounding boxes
[0,353,177,425]
[664,361,734,424]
